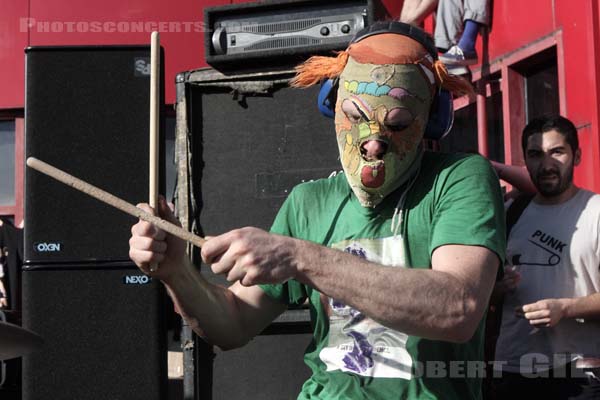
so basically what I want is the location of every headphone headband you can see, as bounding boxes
[350,21,438,61]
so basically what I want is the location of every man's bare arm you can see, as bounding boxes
[134,200,499,347]
[294,241,499,342]
[520,292,600,327]
[204,228,500,343]
[164,260,286,350]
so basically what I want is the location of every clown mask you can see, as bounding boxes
[334,57,433,207]
[290,24,473,207]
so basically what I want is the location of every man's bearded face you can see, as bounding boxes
[334,58,433,207]
[525,129,579,198]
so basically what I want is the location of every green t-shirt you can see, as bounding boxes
[261,152,506,400]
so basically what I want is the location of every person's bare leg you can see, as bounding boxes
[399,0,439,26]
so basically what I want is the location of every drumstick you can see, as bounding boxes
[26,157,206,249]
[149,31,160,210]
[149,31,160,272]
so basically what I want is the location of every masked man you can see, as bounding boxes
[129,21,505,399]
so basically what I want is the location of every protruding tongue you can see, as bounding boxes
[361,163,385,188]
[361,140,388,161]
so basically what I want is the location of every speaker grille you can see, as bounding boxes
[24,46,157,264]
[22,267,167,400]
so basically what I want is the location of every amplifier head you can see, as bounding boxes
[204,0,384,72]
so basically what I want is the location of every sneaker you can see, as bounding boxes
[439,45,478,66]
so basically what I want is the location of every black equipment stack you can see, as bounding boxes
[23,46,167,400]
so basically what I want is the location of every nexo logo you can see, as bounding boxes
[34,242,62,252]
[123,275,152,285]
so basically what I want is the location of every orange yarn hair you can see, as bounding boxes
[290,34,474,98]
[433,60,474,97]
[289,51,349,88]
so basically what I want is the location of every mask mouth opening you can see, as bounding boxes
[360,139,389,162]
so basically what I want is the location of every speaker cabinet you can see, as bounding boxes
[185,69,340,242]
[179,68,339,399]
[24,46,162,264]
[22,266,167,400]
[211,329,312,400]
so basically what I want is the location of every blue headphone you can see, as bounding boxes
[316,21,454,141]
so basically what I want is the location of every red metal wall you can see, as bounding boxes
[554,0,600,190]
[482,0,600,191]
[487,0,555,58]
[0,0,29,108]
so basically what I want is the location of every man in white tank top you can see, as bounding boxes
[493,116,600,399]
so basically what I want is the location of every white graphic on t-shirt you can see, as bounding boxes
[319,237,413,380]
